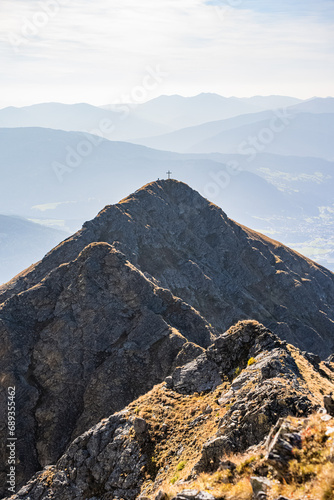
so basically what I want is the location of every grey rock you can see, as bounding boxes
[218,460,236,471]
[203,405,213,414]
[194,436,233,472]
[165,376,173,388]
[250,476,272,496]
[133,418,147,435]
[0,243,213,495]
[5,412,147,500]
[155,490,168,500]
[302,351,321,367]
[266,419,302,476]
[191,324,315,473]
[166,354,221,395]
[172,342,205,370]
[173,490,215,500]
[1,180,333,361]
[324,393,334,416]
[161,424,168,433]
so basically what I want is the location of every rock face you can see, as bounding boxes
[1,180,333,358]
[5,321,334,500]
[0,242,214,496]
[1,180,334,498]
[6,410,146,500]
[167,321,317,473]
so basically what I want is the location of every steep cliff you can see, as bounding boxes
[0,242,214,495]
[1,180,333,357]
[5,321,334,500]
[1,180,334,498]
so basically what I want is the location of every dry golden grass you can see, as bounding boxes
[162,412,334,500]
[126,322,334,499]
[130,379,334,500]
[126,382,232,497]
[287,345,334,405]
[268,413,334,499]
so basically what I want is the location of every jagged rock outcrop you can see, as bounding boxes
[5,321,334,500]
[327,353,334,363]
[167,321,322,472]
[1,180,333,358]
[265,418,303,478]
[1,180,334,498]
[5,410,145,500]
[0,242,214,496]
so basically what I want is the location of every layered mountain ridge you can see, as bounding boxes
[1,180,333,356]
[1,180,334,498]
[4,320,334,500]
[0,240,214,496]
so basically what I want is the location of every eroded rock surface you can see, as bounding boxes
[1,181,334,499]
[5,411,146,500]
[0,243,214,496]
[1,180,333,357]
[5,321,334,500]
[166,321,318,472]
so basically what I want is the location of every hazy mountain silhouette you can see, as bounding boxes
[0,215,68,285]
[0,102,171,141]
[113,93,302,129]
[135,112,334,160]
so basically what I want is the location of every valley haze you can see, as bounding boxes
[1,0,334,498]
[0,93,334,283]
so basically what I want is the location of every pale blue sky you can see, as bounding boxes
[0,0,333,107]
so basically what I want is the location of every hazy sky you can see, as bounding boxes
[0,0,333,107]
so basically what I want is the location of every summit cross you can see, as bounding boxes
[166,170,172,179]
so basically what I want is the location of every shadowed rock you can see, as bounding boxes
[0,242,214,495]
[1,180,333,358]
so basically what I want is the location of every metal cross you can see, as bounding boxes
[166,170,172,179]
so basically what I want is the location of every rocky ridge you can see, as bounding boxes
[0,242,214,496]
[1,181,334,499]
[5,321,334,500]
[1,180,334,357]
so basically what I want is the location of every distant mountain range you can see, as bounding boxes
[0,215,68,285]
[290,96,334,114]
[134,107,334,161]
[105,93,302,129]
[0,102,171,141]
[0,94,304,140]
[1,93,333,276]
[1,125,333,275]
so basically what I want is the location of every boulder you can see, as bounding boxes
[166,354,221,395]
[324,393,334,417]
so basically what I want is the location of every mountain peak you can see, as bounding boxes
[119,178,210,206]
[1,181,334,495]
[1,180,333,358]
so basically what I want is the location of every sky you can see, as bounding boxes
[0,0,333,107]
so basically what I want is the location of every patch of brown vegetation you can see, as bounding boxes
[161,413,334,500]
[287,345,334,404]
[126,382,231,497]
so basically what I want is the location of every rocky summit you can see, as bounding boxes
[0,242,214,496]
[4,321,334,500]
[1,180,334,499]
[1,180,334,357]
